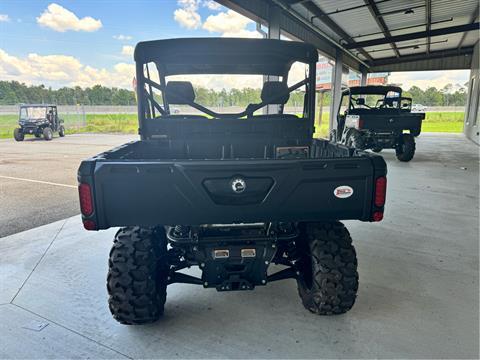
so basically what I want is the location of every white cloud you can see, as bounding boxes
[202,9,260,38]
[0,48,135,89]
[174,0,202,29]
[178,0,200,11]
[36,3,102,32]
[174,8,201,29]
[173,1,257,36]
[0,14,10,22]
[389,70,470,90]
[113,34,132,41]
[203,1,222,11]
[202,10,249,33]
[121,45,134,56]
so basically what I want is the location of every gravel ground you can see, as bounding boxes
[0,134,136,237]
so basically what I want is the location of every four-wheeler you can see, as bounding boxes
[330,86,425,162]
[14,104,65,141]
[77,38,388,325]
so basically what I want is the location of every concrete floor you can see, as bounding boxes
[0,133,478,359]
[0,134,135,237]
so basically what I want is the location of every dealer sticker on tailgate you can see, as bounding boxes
[334,186,354,199]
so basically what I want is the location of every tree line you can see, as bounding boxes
[0,80,468,107]
[0,81,136,106]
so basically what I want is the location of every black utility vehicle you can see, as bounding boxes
[78,38,388,325]
[14,104,65,141]
[331,86,424,162]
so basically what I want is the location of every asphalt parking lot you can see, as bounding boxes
[0,134,136,237]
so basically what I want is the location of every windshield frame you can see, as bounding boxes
[19,106,47,120]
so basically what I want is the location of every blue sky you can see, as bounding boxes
[1,1,236,68]
[0,0,469,90]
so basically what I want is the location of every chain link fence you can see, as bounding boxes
[0,104,466,139]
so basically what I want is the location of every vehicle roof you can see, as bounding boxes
[19,104,56,107]
[343,86,403,95]
[134,38,318,76]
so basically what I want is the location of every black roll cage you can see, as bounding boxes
[141,76,309,119]
[134,39,318,140]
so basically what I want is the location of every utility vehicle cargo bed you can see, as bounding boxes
[78,139,387,229]
[351,110,424,132]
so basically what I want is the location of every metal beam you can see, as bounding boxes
[269,0,369,69]
[376,4,425,17]
[351,18,453,39]
[267,4,281,115]
[216,0,369,71]
[367,39,447,53]
[426,0,431,54]
[318,0,394,17]
[361,69,368,86]
[458,5,479,49]
[345,22,480,49]
[302,1,374,62]
[369,46,474,71]
[282,0,307,5]
[330,49,343,132]
[364,0,400,57]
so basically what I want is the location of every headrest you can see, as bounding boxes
[261,81,290,105]
[356,97,365,106]
[384,97,396,106]
[166,81,195,104]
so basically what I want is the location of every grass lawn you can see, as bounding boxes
[0,112,465,139]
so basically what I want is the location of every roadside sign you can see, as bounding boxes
[316,58,389,90]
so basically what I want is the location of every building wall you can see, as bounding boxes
[464,41,479,145]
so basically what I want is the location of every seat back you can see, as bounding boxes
[165,81,195,104]
[261,81,290,104]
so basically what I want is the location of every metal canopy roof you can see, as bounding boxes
[218,0,479,72]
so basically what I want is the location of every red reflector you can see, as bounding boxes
[358,118,364,129]
[78,183,93,216]
[375,176,387,207]
[83,219,97,230]
[372,211,383,222]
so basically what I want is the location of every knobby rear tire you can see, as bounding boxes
[107,226,168,325]
[346,130,365,150]
[396,133,416,162]
[296,222,359,315]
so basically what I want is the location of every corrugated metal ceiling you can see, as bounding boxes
[292,0,478,62]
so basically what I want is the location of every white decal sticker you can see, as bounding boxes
[334,186,354,199]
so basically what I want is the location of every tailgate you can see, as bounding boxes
[80,157,386,229]
[361,113,423,131]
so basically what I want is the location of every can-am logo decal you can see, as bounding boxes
[231,178,246,193]
[334,186,353,199]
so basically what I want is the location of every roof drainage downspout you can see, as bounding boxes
[270,0,370,69]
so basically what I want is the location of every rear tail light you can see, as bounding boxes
[374,176,387,207]
[78,183,94,216]
[372,211,384,222]
[82,219,97,230]
[357,118,364,129]
[373,176,387,222]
